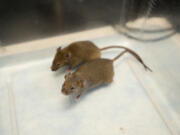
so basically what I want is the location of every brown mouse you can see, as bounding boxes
[61,49,152,99]
[51,40,151,71]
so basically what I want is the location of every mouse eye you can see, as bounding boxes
[71,87,74,90]
[57,63,61,66]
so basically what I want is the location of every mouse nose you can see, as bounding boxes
[51,66,57,71]
[61,89,68,95]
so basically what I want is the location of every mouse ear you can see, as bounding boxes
[65,52,71,59]
[57,47,61,52]
[77,79,88,88]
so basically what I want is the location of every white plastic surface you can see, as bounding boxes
[0,29,180,135]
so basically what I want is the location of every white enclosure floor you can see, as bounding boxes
[0,25,180,135]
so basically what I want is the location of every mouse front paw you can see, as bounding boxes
[76,94,81,100]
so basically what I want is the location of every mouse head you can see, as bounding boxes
[61,73,86,95]
[51,47,71,71]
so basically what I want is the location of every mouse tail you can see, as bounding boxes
[112,50,127,61]
[100,45,130,51]
[111,47,152,72]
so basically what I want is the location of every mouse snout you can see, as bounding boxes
[51,65,57,71]
[61,89,69,95]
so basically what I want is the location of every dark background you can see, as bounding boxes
[0,0,179,45]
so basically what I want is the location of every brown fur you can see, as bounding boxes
[61,58,114,98]
[51,41,100,71]
[51,40,151,72]
[61,47,152,99]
